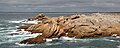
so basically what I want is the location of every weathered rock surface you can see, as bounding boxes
[19,13,120,44]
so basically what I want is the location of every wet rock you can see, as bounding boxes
[17,25,30,29]
[20,37,46,44]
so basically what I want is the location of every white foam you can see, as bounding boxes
[43,38,59,43]
[59,36,75,41]
[0,28,6,30]
[45,39,53,42]
[15,43,27,46]
[21,21,36,24]
[58,37,119,43]
[7,30,18,34]
[9,19,42,24]
[45,42,62,46]
[7,32,40,38]
[15,42,35,46]
[6,30,40,42]
[9,20,23,23]
[15,26,19,28]
[20,20,42,24]
[52,38,59,40]
[112,34,117,37]
[116,36,120,38]
[117,45,120,48]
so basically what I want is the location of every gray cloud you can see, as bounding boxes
[0,0,120,12]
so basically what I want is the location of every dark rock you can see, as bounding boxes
[17,25,30,29]
[20,36,46,44]
[9,33,19,35]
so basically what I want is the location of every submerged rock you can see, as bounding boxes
[17,25,30,29]
[18,13,120,44]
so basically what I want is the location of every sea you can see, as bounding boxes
[0,12,120,48]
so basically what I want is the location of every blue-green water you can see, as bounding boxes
[0,13,120,48]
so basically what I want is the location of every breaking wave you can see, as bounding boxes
[9,20,23,23]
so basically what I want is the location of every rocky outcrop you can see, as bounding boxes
[34,13,49,21]
[19,13,120,44]
[20,35,46,44]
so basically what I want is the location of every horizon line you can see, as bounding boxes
[0,12,120,13]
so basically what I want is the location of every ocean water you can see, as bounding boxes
[0,12,120,48]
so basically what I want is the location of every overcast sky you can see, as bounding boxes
[0,0,120,12]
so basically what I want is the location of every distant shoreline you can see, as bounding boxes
[0,12,120,13]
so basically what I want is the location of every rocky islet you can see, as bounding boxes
[17,13,120,44]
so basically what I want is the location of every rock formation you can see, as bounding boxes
[18,13,120,44]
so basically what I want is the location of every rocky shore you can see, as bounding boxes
[17,13,120,44]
